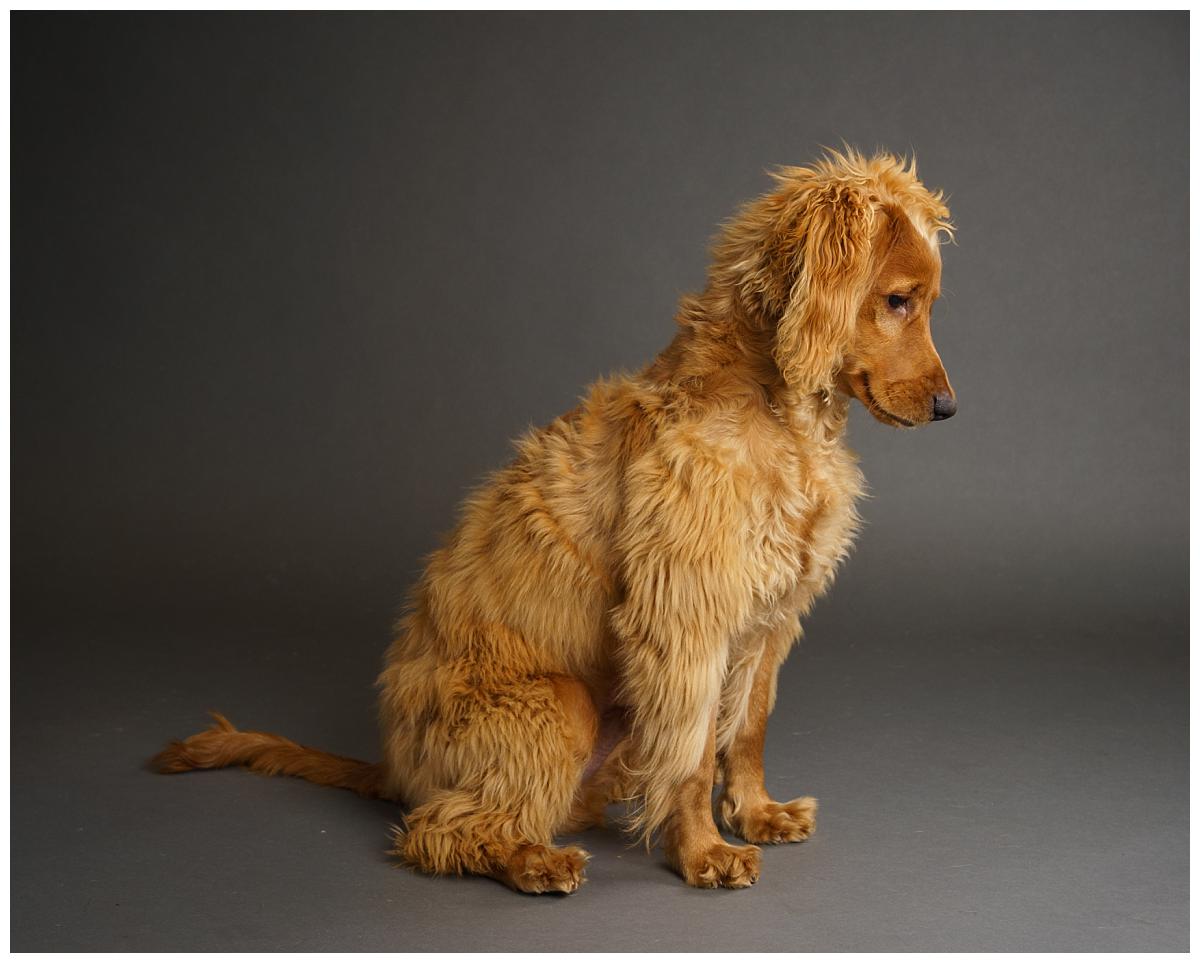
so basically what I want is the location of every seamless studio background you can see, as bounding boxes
[12,11,1187,952]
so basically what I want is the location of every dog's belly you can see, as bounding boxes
[583,703,630,781]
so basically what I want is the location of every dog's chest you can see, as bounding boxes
[737,436,863,616]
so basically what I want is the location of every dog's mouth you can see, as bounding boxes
[860,374,916,428]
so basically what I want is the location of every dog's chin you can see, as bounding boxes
[851,374,922,429]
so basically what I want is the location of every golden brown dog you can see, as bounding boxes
[154,148,956,894]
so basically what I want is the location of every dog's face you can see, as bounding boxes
[839,207,956,428]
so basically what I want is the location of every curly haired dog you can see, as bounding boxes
[154,149,957,893]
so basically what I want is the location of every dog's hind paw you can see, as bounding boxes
[723,796,817,844]
[502,843,590,895]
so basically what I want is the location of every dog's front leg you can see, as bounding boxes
[717,630,817,844]
[617,633,763,888]
[612,452,763,886]
[661,709,761,889]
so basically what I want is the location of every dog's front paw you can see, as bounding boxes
[723,796,817,844]
[674,841,762,889]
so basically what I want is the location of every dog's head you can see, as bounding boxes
[837,198,956,427]
[719,150,956,427]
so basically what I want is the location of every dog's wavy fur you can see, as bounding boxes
[155,149,956,893]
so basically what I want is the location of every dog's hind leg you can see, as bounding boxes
[396,791,591,894]
[391,674,597,894]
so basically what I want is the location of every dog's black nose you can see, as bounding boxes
[932,392,957,421]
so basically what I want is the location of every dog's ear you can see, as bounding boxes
[772,182,878,395]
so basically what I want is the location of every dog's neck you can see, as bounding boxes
[644,286,852,443]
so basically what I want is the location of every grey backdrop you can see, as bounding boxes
[13,11,1188,952]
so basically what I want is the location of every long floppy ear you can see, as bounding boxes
[773,184,878,395]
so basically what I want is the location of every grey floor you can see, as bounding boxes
[12,530,1187,952]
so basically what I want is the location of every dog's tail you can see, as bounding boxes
[151,712,386,799]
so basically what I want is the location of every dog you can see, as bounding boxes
[154,148,956,894]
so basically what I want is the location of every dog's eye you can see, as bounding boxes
[887,294,908,311]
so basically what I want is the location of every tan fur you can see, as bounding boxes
[152,713,384,798]
[154,148,956,893]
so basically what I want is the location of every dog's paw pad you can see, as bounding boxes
[506,843,589,894]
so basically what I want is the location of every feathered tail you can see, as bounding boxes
[151,712,386,799]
